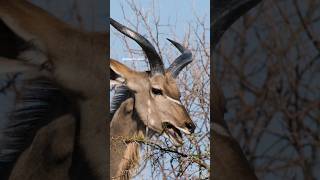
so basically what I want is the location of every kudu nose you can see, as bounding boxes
[185,122,196,134]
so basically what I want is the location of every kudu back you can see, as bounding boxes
[110,19,196,179]
[0,1,107,179]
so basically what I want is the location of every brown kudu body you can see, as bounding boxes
[0,1,107,179]
[110,96,143,179]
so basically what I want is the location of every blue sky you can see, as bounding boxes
[110,0,210,65]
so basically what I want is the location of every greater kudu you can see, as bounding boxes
[110,19,196,179]
[212,0,262,179]
[0,1,107,179]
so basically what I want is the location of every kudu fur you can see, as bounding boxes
[0,1,107,179]
[110,18,196,179]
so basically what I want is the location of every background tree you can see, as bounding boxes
[215,0,320,179]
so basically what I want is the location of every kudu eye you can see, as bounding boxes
[151,88,163,95]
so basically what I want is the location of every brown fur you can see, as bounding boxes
[9,114,75,180]
[110,98,144,179]
[0,1,107,179]
[113,139,141,179]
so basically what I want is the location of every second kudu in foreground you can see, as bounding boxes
[0,1,107,179]
[110,19,196,179]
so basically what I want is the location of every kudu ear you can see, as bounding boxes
[0,1,73,65]
[110,59,137,87]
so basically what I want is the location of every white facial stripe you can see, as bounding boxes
[147,100,151,114]
[176,126,191,135]
[165,95,182,105]
[213,122,231,137]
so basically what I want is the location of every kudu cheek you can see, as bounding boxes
[142,117,162,133]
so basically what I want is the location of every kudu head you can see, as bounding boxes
[110,18,196,146]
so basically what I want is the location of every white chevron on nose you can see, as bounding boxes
[165,95,182,105]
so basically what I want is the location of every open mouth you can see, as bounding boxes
[162,122,183,147]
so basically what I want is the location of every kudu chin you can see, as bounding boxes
[110,18,196,179]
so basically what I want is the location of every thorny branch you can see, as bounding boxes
[216,0,320,179]
[112,136,209,170]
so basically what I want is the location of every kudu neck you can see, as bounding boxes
[110,97,146,179]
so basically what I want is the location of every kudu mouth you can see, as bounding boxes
[162,122,187,147]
